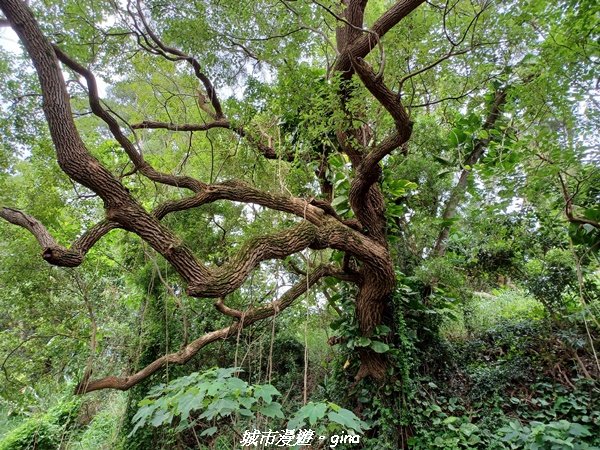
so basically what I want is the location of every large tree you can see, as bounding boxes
[0,0,597,396]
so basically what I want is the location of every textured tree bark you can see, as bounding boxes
[331,0,417,380]
[75,265,336,394]
[0,207,118,266]
[334,0,426,75]
[0,0,426,390]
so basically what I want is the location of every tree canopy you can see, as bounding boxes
[0,0,598,448]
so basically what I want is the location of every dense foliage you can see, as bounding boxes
[0,0,598,448]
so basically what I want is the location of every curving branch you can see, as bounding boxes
[131,119,282,160]
[131,119,230,132]
[133,0,224,119]
[558,173,600,230]
[335,0,426,74]
[74,264,336,394]
[214,297,244,318]
[348,57,413,216]
[0,207,118,267]
[53,45,205,193]
[152,180,327,224]
[351,57,411,131]
[187,220,319,297]
[126,6,289,163]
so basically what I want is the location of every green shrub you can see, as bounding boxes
[525,249,577,312]
[0,398,80,450]
[131,367,368,446]
[499,419,598,450]
[0,420,62,450]
[466,289,545,332]
[70,395,125,450]
[130,367,286,437]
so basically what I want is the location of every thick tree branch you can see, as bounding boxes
[335,0,426,74]
[74,264,335,393]
[351,57,411,130]
[346,57,413,242]
[187,220,319,297]
[152,180,328,224]
[53,45,205,193]
[335,0,369,60]
[149,180,391,276]
[214,298,244,318]
[131,119,230,132]
[0,207,118,267]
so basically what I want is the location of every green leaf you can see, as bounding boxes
[253,384,280,403]
[443,416,459,425]
[177,392,203,421]
[150,409,172,427]
[259,402,284,419]
[327,408,367,432]
[239,397,256,409]
[434,155,454,166]
[567,423,591,437]
[331,195,348,207]
[306,402,327,426]
[370,341,390,353]
[287,414,306,431]
[356,337,372,347]
[200,426,218,437]
[200,398,238,420]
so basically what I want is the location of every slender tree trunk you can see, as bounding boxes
[433,89,507,257]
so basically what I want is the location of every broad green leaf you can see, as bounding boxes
[259,402,284,419]
[370,341,390,353]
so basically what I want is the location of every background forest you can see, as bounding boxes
[0,0,598,448]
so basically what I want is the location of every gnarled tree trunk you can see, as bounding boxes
[0,0,423,391]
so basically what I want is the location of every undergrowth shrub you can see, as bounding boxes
[0,398,81,450]
[68,394,126,450]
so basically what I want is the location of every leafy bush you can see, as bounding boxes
[287,401,369,435]
[525,249,576,311]
[464,289,545,332]
[499,420,597,450]
[131,367,369,446]
[0,398,80,450]
[130,367,284,437]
